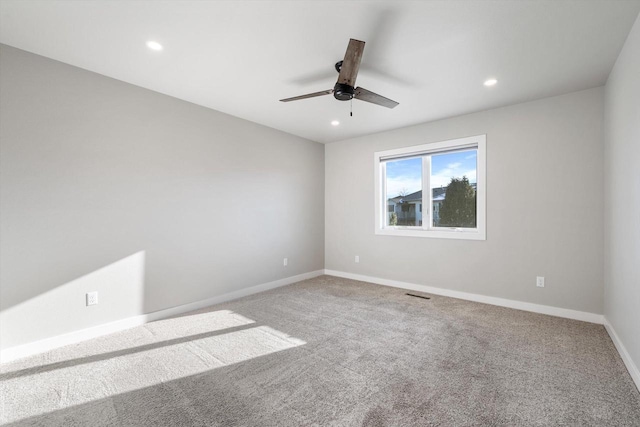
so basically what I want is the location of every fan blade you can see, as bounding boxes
[354,87,399,109]
[337,39,365,86]
[280,89,333,102]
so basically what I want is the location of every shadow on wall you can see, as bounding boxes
[0,251,146,350]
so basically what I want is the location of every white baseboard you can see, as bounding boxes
[323,269,604,324]
[603,317,640,392]
[0,270,324,364]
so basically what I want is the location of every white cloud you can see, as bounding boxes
[386,175,421,198]
[430,168,476,189]
[464,153,477,160]
[431,160,476,188]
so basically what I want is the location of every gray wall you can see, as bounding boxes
[0,45,325,350]
[604,14,640,373]
[325,87,604,314]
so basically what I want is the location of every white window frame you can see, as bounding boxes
[374,134,486,240]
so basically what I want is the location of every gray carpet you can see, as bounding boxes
[1,275,639,426]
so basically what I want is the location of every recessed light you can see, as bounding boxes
[484,78,498,87]
[331,120,340,126]
[146,41,163,51]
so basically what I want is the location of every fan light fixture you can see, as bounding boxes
[484,78,498,87]
[146,41,163,51]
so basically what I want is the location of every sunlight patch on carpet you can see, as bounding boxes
[0,314,304,424]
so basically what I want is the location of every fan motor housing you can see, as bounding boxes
[333,83,355,101]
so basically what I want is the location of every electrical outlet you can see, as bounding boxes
[536,276,545,288]
[283,257,288,267]
[355,255,360,263]
[86,291,99,306]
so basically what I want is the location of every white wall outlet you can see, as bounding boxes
[86,291,99,306]
[283,257,288,267]
[536,276,545,288]
[355,255,360,263]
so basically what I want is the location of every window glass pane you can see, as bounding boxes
[431,150,477,228]
[385,157,422,226]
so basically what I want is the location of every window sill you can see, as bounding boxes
[375,227,486,240]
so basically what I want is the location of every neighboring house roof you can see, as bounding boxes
[433,187,446,198]
[389,188,441,203]
[401,190,423,202]
[388,183,475,203]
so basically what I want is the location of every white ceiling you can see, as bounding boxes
[1,1,639,143]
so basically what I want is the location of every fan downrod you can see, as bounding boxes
[333,61,355,101]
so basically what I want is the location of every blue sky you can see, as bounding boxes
[386,150,477,198]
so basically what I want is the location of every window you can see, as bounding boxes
[374,135,486,240]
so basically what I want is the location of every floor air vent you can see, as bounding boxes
[406,293,431,300]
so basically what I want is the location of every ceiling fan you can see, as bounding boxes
[280,39,399,110]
